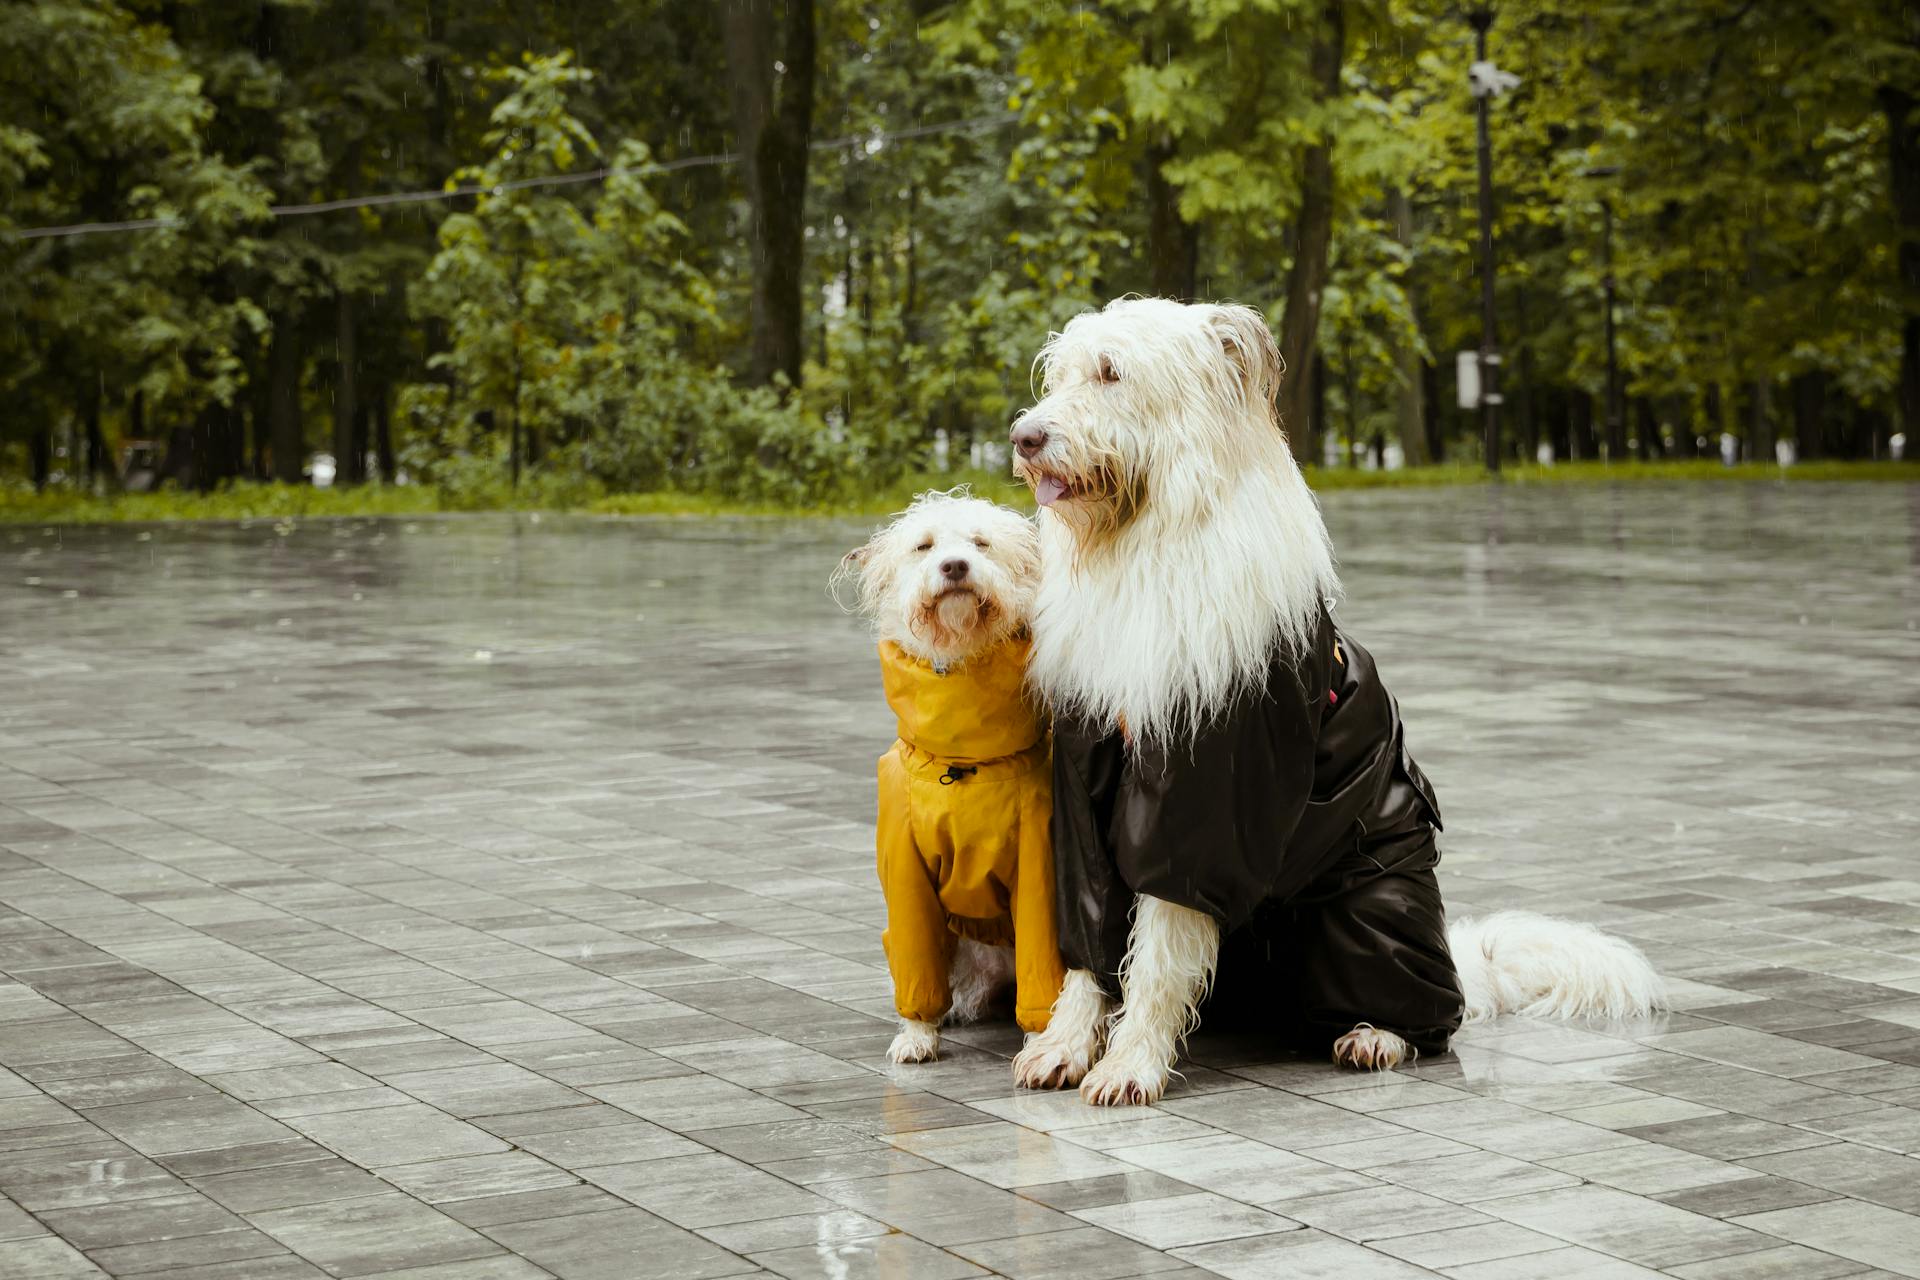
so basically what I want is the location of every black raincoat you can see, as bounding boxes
[1051,609,1465,1053]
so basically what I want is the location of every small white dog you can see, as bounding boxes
[836,490,1067,1065]
[1007,298,1664,1105]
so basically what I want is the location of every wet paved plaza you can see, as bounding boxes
[3,482,1919,1280]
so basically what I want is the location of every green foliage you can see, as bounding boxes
[3,0,1916,502]
[0,1,270,430]
[10,459,1914,528]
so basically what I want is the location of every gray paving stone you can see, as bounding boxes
[1664,1242,1869,1279]
[246,1192,503,1277]
[1367,1221,1565,1270]
[577,1151,834,1227]
[83,1095,296,1156]
[83,1228,295,1276]
[483,1207,753,1279]
[1071,1190,1301,1249]
[693,1208,892,1254]
[1480,1184,1782,1270]
[0,1235,106,1278]
[1263,1184,1491,1242]
[749,1233,986,1280]
[191,1157,392,1214]
[950,1223,1195,1279]
[371,1153,578,1204]
[36,1191,246,1250]
[3,490,1918,1278]
[1171,1227,1438,1279]
[1730,1198,1920,1277]
[282,1103,511,1169]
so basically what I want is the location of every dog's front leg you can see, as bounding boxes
[888,1018,941,1063]
[1080,896,1218,1106]
[1012,970,1109,1089]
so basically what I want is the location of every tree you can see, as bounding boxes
[722,0,817,389]
[0,1,269,488]
[6,0,1917,495]
[1276,0,1345,464]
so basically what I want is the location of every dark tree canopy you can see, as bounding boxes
[3,0,1916,499]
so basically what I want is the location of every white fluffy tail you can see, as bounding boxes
[1449,910,1666,1025]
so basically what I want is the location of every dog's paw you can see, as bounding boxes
[1078,1042,1167,1106]
[1332,1023,1408,1071]
[888,1021,941,1064]
[1012,1033,1091,1090]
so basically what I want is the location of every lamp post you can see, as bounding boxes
[1466,8,1511,474]
[1581,165,1624,460]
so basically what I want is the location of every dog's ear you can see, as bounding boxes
[1209,304,1284,414]
[827,544,875,614]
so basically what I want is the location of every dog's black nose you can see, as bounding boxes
[1011,421,1048,459]
[940,558,969,582]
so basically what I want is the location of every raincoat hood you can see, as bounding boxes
[880,634,1043,765]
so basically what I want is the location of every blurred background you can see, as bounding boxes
[3,0,1917,514]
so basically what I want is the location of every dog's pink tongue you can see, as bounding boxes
[1034,477,1067,507]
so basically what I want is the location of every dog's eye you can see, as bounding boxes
[1097,354,1120,384]
[916,539,933,552]
[973,536,990,549]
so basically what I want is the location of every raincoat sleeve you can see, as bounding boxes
[1010,771,1066,1032]
[1113,632,1330,925]
[876,749,954,1022]
[1051,616,1336,990]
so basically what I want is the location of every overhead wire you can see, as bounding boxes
[5,109,1021,243]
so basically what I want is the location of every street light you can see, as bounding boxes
[1466,9,1518,474]
[1581,165,1624,460]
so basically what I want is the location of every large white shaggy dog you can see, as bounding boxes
[836,491,1066,1065]
[1007,298,1664,1105]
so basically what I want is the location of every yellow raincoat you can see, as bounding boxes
[876,634,1065,1032]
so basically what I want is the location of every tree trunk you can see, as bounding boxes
[351,402,371,479]
[333,292,360,485]
[1342,343,1359,467]
[1514,284,1537,465]
[722,0,815,389]
[1276,0,1344,464]
[904,181,922,348]
[1667,402,1693,458]
[1660,395,1689,458]
[1632,396,1652,460]
[1863,403,1891,459]
[1309,350,1329,467]
[193,401,246,492]
[1570,390,1597,460]
[1883,86,1920,448]
[1146,132,1199,299]
[1422,357,1445,462]
[84,377,105,486]
[269,316,304,483]
[1604,379,1628,461]
[1635,398,1663,459]
[248,368,270,481]
[1792,369,1826,460]
[29,426,52,491]
[374,385,395,482]
[1388,188,1431,468]
[1539,388,1566,463]
[65,393,80,489]
[1746,379,1774,464]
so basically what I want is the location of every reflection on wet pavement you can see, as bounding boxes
[2,483,1918,1278]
